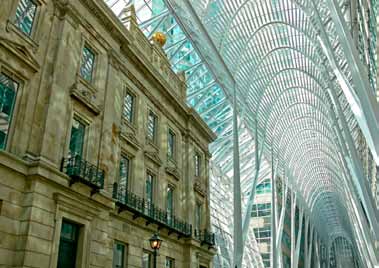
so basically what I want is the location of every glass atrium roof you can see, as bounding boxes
[105,0,379,267]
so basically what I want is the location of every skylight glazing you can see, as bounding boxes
[104,0,379,267]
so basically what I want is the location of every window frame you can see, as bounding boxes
[122,89,136,126]
[146,109,158,144]
[57,219,84,268]
[68,116,87,159]
[195,202,202,231]
[166,184,175,221]
[9,0,44,44]
[79,43,97,84]
[67,113,90,160]
[142,250,153,268]
[13,0,39,37]
[0,69,22,152]
[194,152,201,177]
[167,128,176,161]
[145,171,156,204]
[113,240,128,268]
[119,154,131,191]
[165,257,175,268]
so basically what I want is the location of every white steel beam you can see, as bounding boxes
[291,191,296,268]
[232,85,243,268]
[324,0,379,166]
[294,209,304,268]
[271,153,278,268]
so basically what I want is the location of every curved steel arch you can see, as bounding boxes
[106,0,378,266]
[232,21,322,74]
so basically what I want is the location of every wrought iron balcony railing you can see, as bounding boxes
[194,229,216,247]
[113,183,192,237]
[61,155,105,191]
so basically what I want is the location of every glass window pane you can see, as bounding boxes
[195,203,201,230]
[142,251,152,268]
[194,153,200,176]
[146,174,153,203]
[69,118,85,158]
[113,242,125,268]
[58,221,80,267]
[15,0,37,36]
[167,187,174,222]
[167,130,175,159]
[0,73,18,150]
[119,156,129,189]
[166,258,175,268]
[80,46,95,82]
[60,221,78,240]
[123,93,134,123]
[147,111,157,141]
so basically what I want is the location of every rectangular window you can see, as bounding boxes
[0,73,18,150]
[194,153,201,177]
[195,203,202,231]
[69,118,85,158]
[57,220,80,268]
[167,129,175,160]
[142,251,152,268]
[166,186,174,223]
[14,0,37,36]
[145,173,154,215]
[80,46,95,83]
[113,242,127,268]
[146,173,154,203]
[147,110,157,142]
[119,155,130,190]
[165,257,175,268]
[123,92,135,124]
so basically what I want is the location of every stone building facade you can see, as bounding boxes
[0,0,216,267]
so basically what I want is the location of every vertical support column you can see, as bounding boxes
[291,191,296,268]
[306,224,314,268]
[232,85,243,268]
[242,124,262,245]
[271,154,277,268]
[277,176,289,268]
[294,209,304,267]
[315,236,321,268]
[326,241,330,268]
[304,215,309,268]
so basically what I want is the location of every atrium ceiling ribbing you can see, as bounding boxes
[104,0,378,266]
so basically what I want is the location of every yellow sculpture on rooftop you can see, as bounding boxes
[152,32,167,47]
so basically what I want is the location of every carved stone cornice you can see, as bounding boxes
[144,150,162,167]
[70,81,101,115]
[194,178,207,197]
[0,37,40,73]
[165,166,180,181]
[52,0,70,19]
[119,123,140,150]
[52,0,132,47]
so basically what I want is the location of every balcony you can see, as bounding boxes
[113,183,192,237]
[194,229,216,248]
[61,155,105,193]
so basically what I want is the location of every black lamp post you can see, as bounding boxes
[149,233,162,268]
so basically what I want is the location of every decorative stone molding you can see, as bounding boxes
[165,166,180,181]
[194,178,207,197]
[70,81,101,115]
[119,122,140,150]
[144,150,162,167]
[52,0,70,19]
[0,37,40,73]
[119,5,187,103]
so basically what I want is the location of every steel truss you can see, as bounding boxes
[104,0,379,267]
